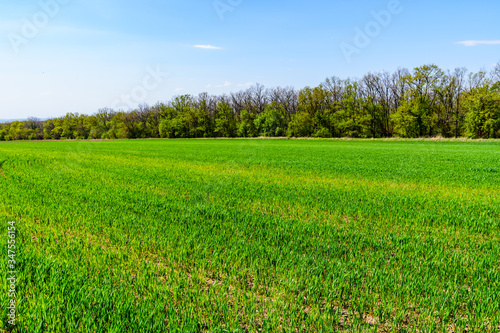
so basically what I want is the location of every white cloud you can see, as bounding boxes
[193,44,222,50]
[174,88,184,93]
[456,40,500,47]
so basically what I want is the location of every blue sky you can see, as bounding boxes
[1,0,499,119]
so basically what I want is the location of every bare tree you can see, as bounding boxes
[452,67,467,137]
[196,93,219,117]
[360,72,393,136]
[323,76,344,107]
[267,86,298,118]
[25,117,42,130]
[467,69,487,90]
[391,67,410,107]
[249,83,268,114]
[230,90,247,116]
[492,63,500,83]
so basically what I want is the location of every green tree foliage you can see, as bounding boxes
[237,110,257,137]
[158,96,213,138]
[287,111,314,137]
[464,85,500,138]
[158,108,180,138]
[296,85,335,137]
[214,102,237,137]
[8,121,24,141]
[254,103,288,137]
[0,125,8,141]
[89,108,115,139]
[362,97,385,138]
[333,82,372,138]
[1,65,500,141]
[392,97,434,138]
[391,65,443,137]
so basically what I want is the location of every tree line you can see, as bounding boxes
[2,64,500,141]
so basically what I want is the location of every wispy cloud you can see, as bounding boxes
[456,40,500,47]
[193,44,222,50]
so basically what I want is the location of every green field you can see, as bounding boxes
[1,139,499,332]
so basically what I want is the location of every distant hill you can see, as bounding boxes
[0,119,23,123]
[0,118,49,123]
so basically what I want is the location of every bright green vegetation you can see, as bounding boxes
[2,65,500,142]
[0,139,499,332]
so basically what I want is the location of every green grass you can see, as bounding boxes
[0,139,499,332]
